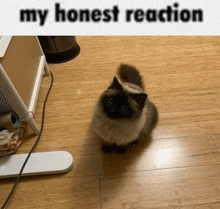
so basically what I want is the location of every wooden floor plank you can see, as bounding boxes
[1,36,220,208]
[0,175,100,209]
[100,166,220,209]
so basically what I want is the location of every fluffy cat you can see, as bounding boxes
[91,64,158,153]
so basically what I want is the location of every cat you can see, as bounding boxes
[91,64,158,153]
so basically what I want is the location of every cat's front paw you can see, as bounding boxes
[130,139,138,147]
[115,145,128,154]
[102,144,115,153]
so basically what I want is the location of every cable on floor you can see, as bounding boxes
[1,70,54,209]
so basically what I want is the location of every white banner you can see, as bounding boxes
[0,0,219,35]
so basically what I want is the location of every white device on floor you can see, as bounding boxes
[0,151,74,179]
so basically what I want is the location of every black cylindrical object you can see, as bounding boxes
[0,112,20,129]
[38,36,80,63]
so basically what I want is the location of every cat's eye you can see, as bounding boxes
[121,105,128,111]
[108,97,113,104]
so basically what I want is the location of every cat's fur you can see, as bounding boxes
[91,64,158,153]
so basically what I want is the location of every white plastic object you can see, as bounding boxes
[0,36,12,57]
[0,151,74,178]
[0,36,50,135]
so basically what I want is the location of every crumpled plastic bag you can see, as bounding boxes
[0,129,22,157]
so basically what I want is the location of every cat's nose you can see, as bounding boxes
[109,107,115,113]
[118,109,126,116]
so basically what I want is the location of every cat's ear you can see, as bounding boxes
[108,77,123,91]
[130,93,148,109]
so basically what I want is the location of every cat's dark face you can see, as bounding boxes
[101,77,147,119]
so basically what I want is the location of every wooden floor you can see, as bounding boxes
[1,36,220,209]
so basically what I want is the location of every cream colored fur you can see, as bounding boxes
[91,77,157,146]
